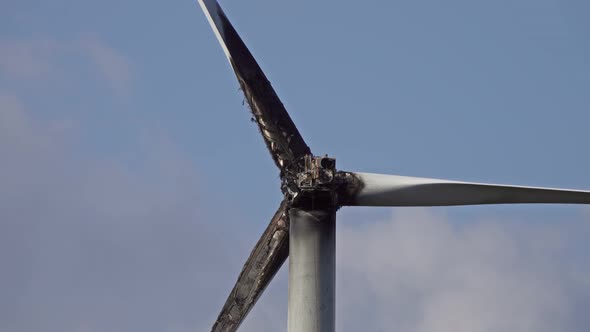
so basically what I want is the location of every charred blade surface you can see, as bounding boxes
[211,200,290,332]
[199,0,311,181]
[231,57,310,180]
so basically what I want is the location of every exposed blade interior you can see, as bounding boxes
[345,172,590,207]
[211,200,290,332]
[198,0,311,179]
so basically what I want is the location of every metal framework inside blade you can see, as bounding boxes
[211,200,290,332]
[198,0,311,178]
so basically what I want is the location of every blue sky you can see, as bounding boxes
[2,0,590,331]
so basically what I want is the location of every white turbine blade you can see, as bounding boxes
[344,172,590,207]
[198,0,232,62]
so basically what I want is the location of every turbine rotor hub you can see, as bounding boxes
[287,154,340,208]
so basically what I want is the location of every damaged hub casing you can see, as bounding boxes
[289,155,339,209]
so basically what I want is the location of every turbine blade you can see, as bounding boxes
[342,172,590,207]
[198,0,311,177]
[211,200,290,332]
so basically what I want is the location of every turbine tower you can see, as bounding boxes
[197,1,590,331]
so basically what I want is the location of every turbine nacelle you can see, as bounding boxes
[290,155,339,208]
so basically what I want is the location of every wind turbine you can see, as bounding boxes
[197,1,590,331]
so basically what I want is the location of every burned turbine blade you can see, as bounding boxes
[198,0,311,178]
[211,201,290,332]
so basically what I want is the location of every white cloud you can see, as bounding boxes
[0,39,57,78]
[336,208,590,332]
[80,39,133,94]
[0,38,132,94]
[0,94,239,332]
